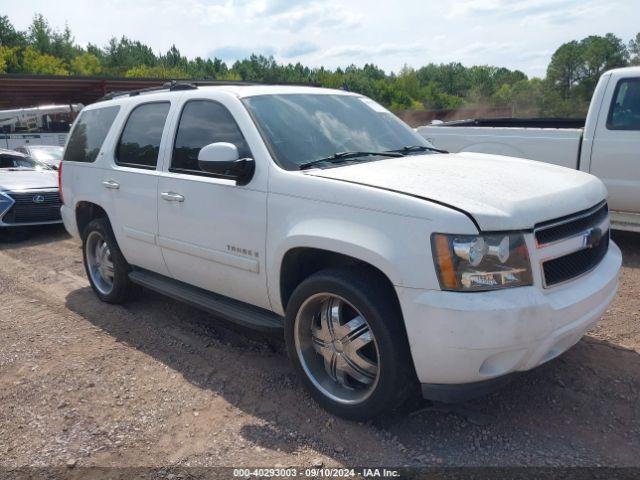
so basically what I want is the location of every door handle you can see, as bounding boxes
[102,180,120,190]
[160,192,185,202]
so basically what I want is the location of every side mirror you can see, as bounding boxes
[197,142,255,186]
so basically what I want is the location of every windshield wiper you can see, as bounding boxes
[299,151,403,170]
[386,145,448,154]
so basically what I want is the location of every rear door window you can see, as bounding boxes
[607,78,640,131]
[63,106,120,163]
[116,102,171,169]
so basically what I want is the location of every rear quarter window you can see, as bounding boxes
[63,105,120,162]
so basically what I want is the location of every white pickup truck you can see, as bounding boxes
[60,83,621,419]
[418,66,640,232]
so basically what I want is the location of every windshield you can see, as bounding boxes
[0,154,50,170]
[30,147,63,162]
[242,94,430,170]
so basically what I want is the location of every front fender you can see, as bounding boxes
[266,205,437,315]
[276,217,401,277]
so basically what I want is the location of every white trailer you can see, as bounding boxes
[0,104,82,149]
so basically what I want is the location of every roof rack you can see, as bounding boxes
[95,79,320,103]
[96,80,200,102]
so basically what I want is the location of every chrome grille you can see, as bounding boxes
[535,202,608,246]
[535,201,610,287]
[542,232,609,287]
[2,191,62,224]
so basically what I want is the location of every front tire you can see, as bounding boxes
[82,218,136,304]
[285,267,415,420]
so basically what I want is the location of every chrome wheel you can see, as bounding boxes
[85,230,114,295]
[294,293,380,404]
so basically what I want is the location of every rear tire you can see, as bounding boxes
[285,267,416,420]
[82,218,136,304]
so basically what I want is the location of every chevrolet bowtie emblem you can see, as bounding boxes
[582,227,602,249]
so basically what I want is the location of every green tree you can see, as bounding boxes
[579,34,628,94]
[104,36,157,74]
[22,45,69,75]
[71,53,103,76]
[124,64,188,79]
[50,25,79,63]
[396,65,420,100]
[417,62,470,97]
[581,34,628,77]
[492,83,513,105]
[0,15,26,47]
[27,14,53,53]
[629,33,640,65]
[0,45,20,73]
[161,44,187,70]
[547,34,629,103]
[546,40,585,99]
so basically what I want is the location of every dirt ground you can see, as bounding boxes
[0,225,638,469]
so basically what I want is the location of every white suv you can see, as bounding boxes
[60,82,621,419]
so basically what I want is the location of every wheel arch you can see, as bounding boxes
[276,244,401,317]
[75,201,109,238]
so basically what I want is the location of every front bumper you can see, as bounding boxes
[396,241,621,390]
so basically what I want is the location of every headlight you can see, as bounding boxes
[432,232,532,291]
[0,192,13,216]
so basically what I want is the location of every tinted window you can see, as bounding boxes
[607,78,640,131]
[171,100,250,173]
[0,153,48,170]
[63,106,120,163]
[116,102,170,168]
[242,94,429,170]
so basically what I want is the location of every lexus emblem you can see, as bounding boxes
[582,227,602,249]
[33,195,45,203]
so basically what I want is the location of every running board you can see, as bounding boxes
[128,269,283,333]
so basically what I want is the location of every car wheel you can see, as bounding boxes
[285,267,415,420]
[82,218,136,304]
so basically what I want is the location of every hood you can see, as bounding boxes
[0,169,58,192]
[306,152,607,231]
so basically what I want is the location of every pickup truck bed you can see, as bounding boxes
[438,117,585,129]
[418,122,584,170]
[418,66,640,232]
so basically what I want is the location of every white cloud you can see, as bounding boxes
[445,0,613,26]
[280,41,319,58]
[269,2,362,33]
[321,43,424,60]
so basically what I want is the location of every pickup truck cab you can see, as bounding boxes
[60,83,621,419]
[418,66,640,232]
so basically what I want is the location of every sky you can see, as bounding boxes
[1,0,638,77]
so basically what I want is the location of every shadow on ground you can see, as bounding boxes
[0,224,69,248]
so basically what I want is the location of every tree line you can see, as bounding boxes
[1,14,639,117]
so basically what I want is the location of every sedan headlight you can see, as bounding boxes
[0,192,13,216]
[432,232,532,291]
